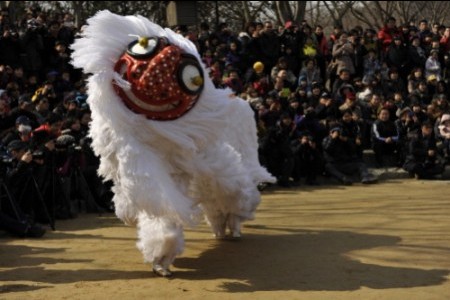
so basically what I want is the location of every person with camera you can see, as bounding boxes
[291,132,323,185]
[32,81,58,110]
[395,107,421,165]
[0,209,46,238]
[0,26,21,68]
[348,31,368,79]
[1,115,33,147]
[322,126,377,185]
[386,36,409,80]
[260,113,296,187]
[0,155,46,239]
[4,139,49,230]
[331,32,355,78]
[403,121,445,179]
[31,112,84,221]
[21,18,45,78]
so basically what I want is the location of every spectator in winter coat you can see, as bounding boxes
[403,121,445,179]
[322,126,377,185]
[332,32,355,76]
[371,108,400,166]
[377,17,400,54]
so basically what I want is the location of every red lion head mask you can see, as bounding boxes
[113,37,204,120]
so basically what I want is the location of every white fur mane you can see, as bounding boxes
[71,10,275,226]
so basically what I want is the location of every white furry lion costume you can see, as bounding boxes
[71,10,274,277]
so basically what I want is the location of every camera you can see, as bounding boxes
[67,144,82,154]
[0,152,14,176]
[55,134,82,155]
[32,150,45,160]
[0,153,13,165]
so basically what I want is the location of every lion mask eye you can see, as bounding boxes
[127,37,160,58]
[178,55,204,95]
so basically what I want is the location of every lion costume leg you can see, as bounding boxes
[193,143,263,239]
[136,213,184,277]
[200,202,228,239]
[226,214,242,238]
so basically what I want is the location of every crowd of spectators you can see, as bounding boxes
[183,17,450,186]
[0,6,112,238]
[1,5,449,238]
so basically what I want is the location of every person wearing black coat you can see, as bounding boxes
[322,126,377,185]
[314,92,341,127]
[403,121,445,179]
[339,109,364,159]
[371,108,400,166]
[259,113,296,187]
[407,36,427,71]
[290,133,323,185]
[386,37,409,80]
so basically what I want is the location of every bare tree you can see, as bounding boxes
[306,1,333,28]
[393,2,426,25]
[347,1,450,30]
[321,1,355,28]
[275,1,293,24]
[0,1,25,24]
[69,1,169,26]
[274,1,307,24]
[198,1,270,30]
[420,1,450,25]
[6,0,450,37]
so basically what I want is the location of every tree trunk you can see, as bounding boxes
[294,1,307,23]
[275,1,293,24]
[242,1,251,24]
[71,1,84,28]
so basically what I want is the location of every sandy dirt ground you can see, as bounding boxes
[1,178,450,300]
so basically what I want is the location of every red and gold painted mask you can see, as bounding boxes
[113,37,204,120]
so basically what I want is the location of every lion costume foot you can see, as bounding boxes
[227,214,242,239]
[152,264,173,277]
[211,214,242,240]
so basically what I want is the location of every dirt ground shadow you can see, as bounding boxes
[175,229,449,292]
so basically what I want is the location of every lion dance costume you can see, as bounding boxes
[71,11,275,277]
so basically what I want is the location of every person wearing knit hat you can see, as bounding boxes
[15,115,31,126]
[284,21,294,29]
[245,61,270,95]
[253,61,264,73]
[395,106,413,118]
[1,115,33,146]
[6,139,28,152]
[427,74,437,82]
[440,113,450,125]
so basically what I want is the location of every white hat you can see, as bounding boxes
[440,114,450,124]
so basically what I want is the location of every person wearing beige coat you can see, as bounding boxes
[332,32,355,76]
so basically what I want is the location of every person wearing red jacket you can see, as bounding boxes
[377,17,401,55]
